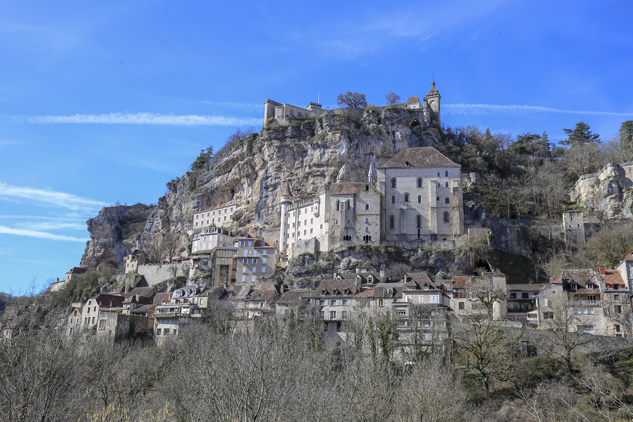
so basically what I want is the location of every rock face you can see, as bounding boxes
[571,162,633,219]
[80,204,154,269]
[80,107,441,269]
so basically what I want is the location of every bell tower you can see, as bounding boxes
[425,79,441,125]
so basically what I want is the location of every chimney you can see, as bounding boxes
[599,266,606,276]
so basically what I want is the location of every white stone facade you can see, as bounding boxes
[193,204,236,229]
[192,228,234,254]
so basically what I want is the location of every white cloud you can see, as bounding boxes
[0,225,88,242]
[443,103,633,117]
[16,113,262,126]
[0,182,108,212]
[202,101,261,112]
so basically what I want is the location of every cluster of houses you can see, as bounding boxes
[23,248,627,346]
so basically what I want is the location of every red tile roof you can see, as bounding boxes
[452,276,473,289]
[602,270,626,287]
[331,182,365,196]
[378,147,459,169]
[406,96,421,104]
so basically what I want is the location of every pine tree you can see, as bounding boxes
[561,122,600,147]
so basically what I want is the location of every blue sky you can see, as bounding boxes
[1,0,633,293]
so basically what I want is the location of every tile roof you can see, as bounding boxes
[67,267,87,275]
[602,270,626,287]
[403,272,434,288]
[622,250,633,261]
[153,293,171,305]
[406,96,421,104]
[506,284,544,292]
[560,269,600,287]
[254,239,276,249]
[246,289,279,302]
[125,286,156,299]
[452,276,473,289]
[355,288,376,298]
[331,182,365,196]
[92,294,124,308]
[378,147,459,169]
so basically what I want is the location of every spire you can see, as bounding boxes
[427,78,439,96]
[368,163,375,185]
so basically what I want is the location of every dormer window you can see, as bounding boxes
[587,283,593,290]
[424,285,429,290]
[570,282,577,291]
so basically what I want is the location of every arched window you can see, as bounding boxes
[437,183,441,188]
[445,171,449,177]
[443,212,450,223]
[347,200,350,210]
[445,182,449,188]
[391,195,395,204]
[418,195,421,204]
[391,178,396,188]
[365,204,370,210]
[365,217,369,223]
[445,198,450,204]
[365,227,369,232]
[336,201,340,211]
[404,194,409,203]
[417,178,423,188]
[437,172,440,177]
[390,215,395,229]
[417,215,421,229]
[365,185,369,191]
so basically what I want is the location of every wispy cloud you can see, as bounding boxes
[12,113,261,126]
[0,225,88,242]
[0,140,22,146]
[0,215,84,222]
[202,101,261,112]
[0,182,108,212]
[444,103,633,117]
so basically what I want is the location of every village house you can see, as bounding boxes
[153,284,211,344]
[96,313,151,342]
[599,267,632,337]
[66,302,83,336]
[82,294,125,330]
[312,279,360,338]
[123,250,146,274]
[506,284,544,325]
[235,233,277,285]
[275,289,311,319]
[191,227,234,254]
[244,285,280,319]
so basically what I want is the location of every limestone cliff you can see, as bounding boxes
[571,162,633,219]
[80,204,154,269]
[80,107,441,269]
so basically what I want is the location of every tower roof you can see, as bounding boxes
[279,185,292,197]
[427,79,440,97]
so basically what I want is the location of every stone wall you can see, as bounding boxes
[136,263,189,286]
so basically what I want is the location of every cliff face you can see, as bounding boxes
[571,162,633,219]
[79,107,440,269]
[80,204,154,269]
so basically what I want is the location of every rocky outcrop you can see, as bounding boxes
[81,106,441,269]
[80,204,154,269]
[571,162,633,219]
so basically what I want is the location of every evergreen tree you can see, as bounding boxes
[562,121,600,147]
[619,120,633,149]
[190,146,214,171]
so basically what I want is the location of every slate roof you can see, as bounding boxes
[67,267,87,275]
[403,272,435,289]
[406,96,421,104]
[125,286,156,299]
[313,279,358,298]
[377,147,459,169]
[246,289,279,302]
[153,293,171,305]
[331,182,365,196]
[560,269,600,287]
[506,284,544,292]
[91,294,124,308]
[203,286,228,300]
[355,288,375,298]
[276,289,311,305]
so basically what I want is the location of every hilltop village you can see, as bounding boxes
[5,82,633,354]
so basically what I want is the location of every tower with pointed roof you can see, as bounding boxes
[424,79,441,125]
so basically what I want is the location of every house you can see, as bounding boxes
[122,286,157,314]
[449,271,507,320]
[275,289,311,319]
[82,294,125,329]
[123,250,146,274]
[153,284,210,344]
[244,285,280,319]
[191,227,234,254]
[506,284,544,325]
[536,269,605,335]
[599,267,632,337]
[235,233,277,285]
[95,313,151,341]
[193,204,237,229]
[312,279,360,336]
[66,303,83,336]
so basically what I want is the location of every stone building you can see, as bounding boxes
[123,250,146,274]
[81,294,124,329]
[235,233,277,285]
[263,100,325,125]
[193,204,236,229]
[192,227,233,254]
[377,147,463,243]
[279,146,464,261]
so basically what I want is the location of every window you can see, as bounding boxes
[443,212,450,223]
[416,215,421,229]
[417,178,422,188]
[156,328,161,336]
[347,219,350,224]
[543,312,554,320]
[522,293,529,299]
[336,201,340,211]
[459,302,465,310]
[319,299,325,306]
[436,196,439,201]
[616,324,621,333]
[391,195,395,204]
[404,194,409,202]
[445,171,449,177]
[615,305,622,314]
[342,311,347,319]
[391,178,396,188]
[379,299,384,307]
[163,328,170,335]
[331,299,336,306]
[445,182,449,187]
[243,267,246,273]
[319,311,324,319]
[342,299,348,305]
[418,195,421,204]
[365,204,370,210]
[445,198,450,204]
[347,201,350,210]
[390,215,395,229]
[330,311,336,319]
[437,172,440,177]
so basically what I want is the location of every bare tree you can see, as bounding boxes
[336,91,367,109]
[163,232,180,263]
[143,236,165,264]
[385,92,400,105]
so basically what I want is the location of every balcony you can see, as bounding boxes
[568,300,601,307]
[507,308,535,313]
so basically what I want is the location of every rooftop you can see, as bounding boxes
[378,147,459,169]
